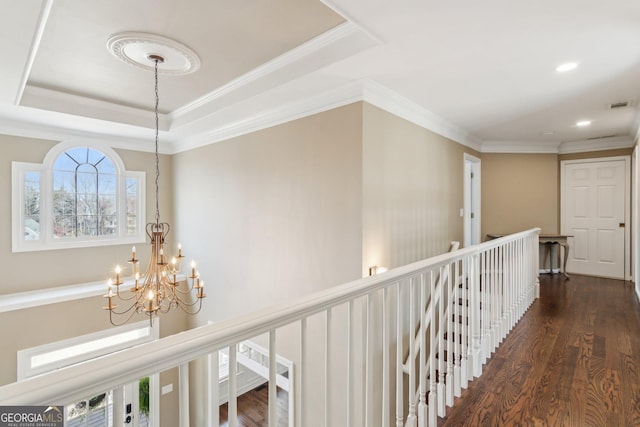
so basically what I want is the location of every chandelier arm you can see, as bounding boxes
[173,286,196,294]
[175,296,205,308]
[174,298,204,315]
[114,286,138,301]
[108,305,140,326]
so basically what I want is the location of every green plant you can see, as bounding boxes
[139,377,150,416]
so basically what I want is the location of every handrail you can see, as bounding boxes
[0,228,541,426]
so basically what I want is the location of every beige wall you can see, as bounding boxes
[0,134,185,425]
[362,103,476,270]
[481,153,559,238]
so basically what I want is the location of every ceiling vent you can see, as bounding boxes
[586,134,624,141]
[609,100,633,109]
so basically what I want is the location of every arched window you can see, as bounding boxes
[12,142,145,252]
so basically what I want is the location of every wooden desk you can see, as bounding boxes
[486,234,572,279]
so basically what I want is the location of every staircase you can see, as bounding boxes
[0,229,540,427]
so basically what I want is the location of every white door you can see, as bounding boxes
[464,154,481,247]
[562,159,627,279]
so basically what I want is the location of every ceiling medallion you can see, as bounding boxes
[107,32,201,75]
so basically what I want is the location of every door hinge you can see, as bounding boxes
[619,223,625,228]
[471,212,475,219]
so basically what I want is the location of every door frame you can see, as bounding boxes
[560,155,631,280]
[464,153,481,248]
[633,145,639,294]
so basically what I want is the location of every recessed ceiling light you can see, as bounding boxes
[576,120,591,127]
[556,62,578,72]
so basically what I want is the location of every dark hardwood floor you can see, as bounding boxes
[219,385,288,427]
[440,273,640,426]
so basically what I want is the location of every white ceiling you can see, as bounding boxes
[2,0,639,154]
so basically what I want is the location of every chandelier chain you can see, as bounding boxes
[154,58,160,225]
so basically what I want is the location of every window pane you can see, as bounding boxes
[77,171,98,195]
[98,174,117,195]
[54,213,75,238]
[53,153,79,172]
[23,172,40,241]
[126,177,139,236]
[78,215,97,237]
[98,195,116,213]
[53,171,75,193]
[96,157,115,174]
[77,193,98,215]
[65,147,88,164]
[99,215,117,236]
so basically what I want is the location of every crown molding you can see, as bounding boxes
[14,0,53,105]
[170,82,363,154]
[360,79,482,152]
[481,135,636,154]
[558,135,635,154]
[481,140,560,154]
[0,107,173,154]
[20,85,170,130]
[320,0,384,44]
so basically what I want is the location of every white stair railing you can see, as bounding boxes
[0,229,540,427]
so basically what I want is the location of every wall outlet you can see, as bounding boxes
[162,383,173,395]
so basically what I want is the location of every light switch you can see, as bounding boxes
[459,208,464,217]
[162,383,173,395]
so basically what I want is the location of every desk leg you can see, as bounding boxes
[543,242,552,274]
[561,242,570,279]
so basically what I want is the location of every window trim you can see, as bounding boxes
[17,320,159,381]
[12,141,146,252]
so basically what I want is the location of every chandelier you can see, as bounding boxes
[104,54,205,326]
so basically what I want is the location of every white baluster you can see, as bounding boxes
[453,260,462,398]
[437,267,445,417]
[269,330,277,427]
[382,288,390,427]
[298,318,306,427]
[418,273,427,427]
[428,270,437,426]
[396,283,404,427]
[179,363,190,427]
[365,296,372,426]
[228,346,237,427]
[460,257,469,388]
[445,263,454,407]
[207,351,219,427]
[347,301,354,427]
[407,278,417,427]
